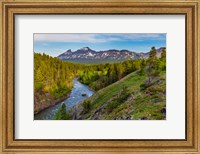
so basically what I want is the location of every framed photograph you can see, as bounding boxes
[1,0,199,153]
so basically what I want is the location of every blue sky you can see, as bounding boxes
[34,33,166,57]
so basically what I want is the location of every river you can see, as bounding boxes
[34,78,94,120]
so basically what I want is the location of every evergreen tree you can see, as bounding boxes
[54,103,70,120]
[161,48,166,60]
[147,47,158,84]
[138,59,146,76]
[60,103,68,120]
[54,109,61,120]
[160,48,166,70]
[148,46,157,63]
[34,68,44,91]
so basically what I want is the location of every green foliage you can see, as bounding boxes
[54,103,70,120]
[138,68,145,76]
[50,84,70,99]
[106,86,130,113]
[161,48,166,60]
[106,101,119,113]
[35,52,143,96]
[149,46,157,62]
[146,46,166,85]
[54,109,61,120]
[117,86,130,102]
[160,48,166,71]
[34,68,45,91]
[79,59,143,91]
[140,83,149,91]
[34,53,83,97]
[82,100,92,113]
[137,59,146,76]
[34,53,87,113]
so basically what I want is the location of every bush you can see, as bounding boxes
[50,84,70,99]
[34,82,44,91]
[54,103,71,120]
[145,85,165,95]
[106,101,119,113]
[140,83,149,91]
[117,87,130,103]
[138,68,145,76]
[82,101,92,113]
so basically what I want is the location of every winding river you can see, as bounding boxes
[34,78,94,120]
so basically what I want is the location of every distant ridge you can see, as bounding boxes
[57,47,166,64]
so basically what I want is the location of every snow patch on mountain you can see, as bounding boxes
[57,47,165,62]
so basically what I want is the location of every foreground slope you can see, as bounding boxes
[72,70,166,120]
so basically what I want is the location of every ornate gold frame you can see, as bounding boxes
[0,0,199,153]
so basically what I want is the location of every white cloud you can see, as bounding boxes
[34,34,109,43]
[120,34,166,40]
[34,33,165,43]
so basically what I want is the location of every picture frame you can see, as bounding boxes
[0,0,199,153]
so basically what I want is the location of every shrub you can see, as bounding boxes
[117,87,130,103]
[106,101,119,113]
[140,83,149,91]
[54,103,70,120]
[138,68,145,76]
[34,82,44,91]
[82,101,92,113]
[50,84,70,99]
[145,85,165,95]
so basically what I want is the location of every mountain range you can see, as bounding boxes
[57,47,165,64]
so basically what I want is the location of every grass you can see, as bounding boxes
[76,70,166,120]
[87,71,146,108]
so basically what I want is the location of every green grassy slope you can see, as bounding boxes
[74,70,166,120]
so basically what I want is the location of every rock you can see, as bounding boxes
[146,113,151,117]
[140,117,148,120]
[161,107,166,114]
[81,93,87,96]
[125,116,131,120]
[127,95,135,103]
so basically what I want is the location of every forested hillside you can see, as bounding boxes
[34,51,154,114]
[78,59,143,91]
[34,53,81,113]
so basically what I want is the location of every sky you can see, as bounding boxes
[34,33,166,57]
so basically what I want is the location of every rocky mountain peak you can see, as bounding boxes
[66,49,72,53]
[81,47,91,51]
[57,47,166,63]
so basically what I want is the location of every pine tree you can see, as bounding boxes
[54,110,61,120]
[54,103,70,120]
[138,59,146,76]
[161,48,166,60]
[60,103,68,120]
[34,68,44,91]
[147,47,158,84]
[160,48,166,70]
[149,46,157,64]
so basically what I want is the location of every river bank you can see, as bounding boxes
[34,92,71,115]
[34,78,94,120]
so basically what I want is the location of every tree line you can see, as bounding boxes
[34,53,82,99]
